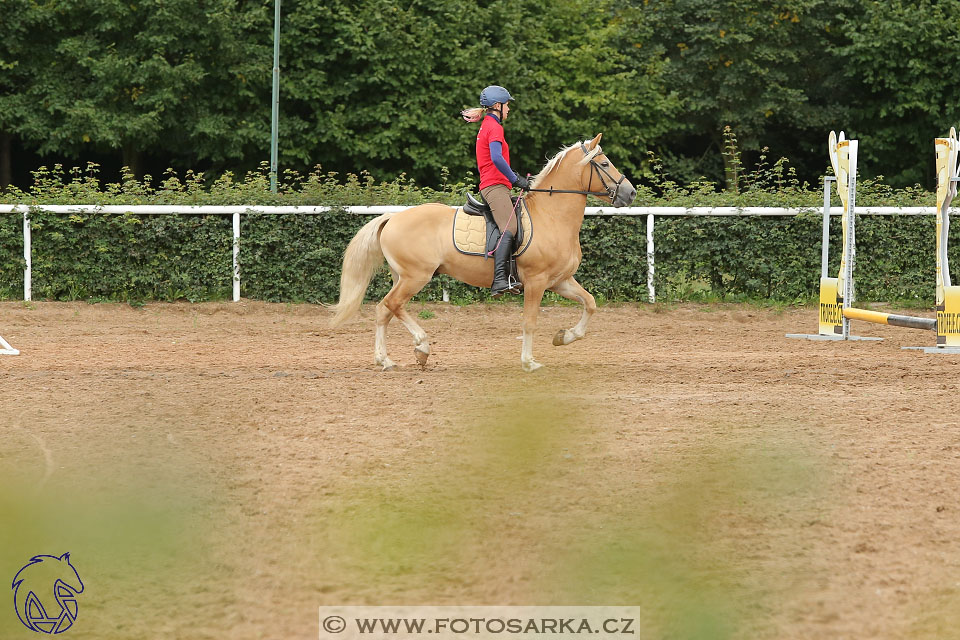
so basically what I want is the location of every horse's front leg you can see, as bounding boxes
[521,283,546,372]
[549,276,596,346]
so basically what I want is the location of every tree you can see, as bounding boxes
[0,0,58,188]
[504,0,679,180]
[277,0,676,187]
[835,0,960,187]
[278,0,491,185]
[10,0,269,178]
[643,0,844,187]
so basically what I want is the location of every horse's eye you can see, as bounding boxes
[601,161,610,167]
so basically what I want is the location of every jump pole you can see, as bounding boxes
[843,307,936,331]
[786,131,881,341]
[0,335,18,355]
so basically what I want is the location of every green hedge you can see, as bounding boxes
[648,214,940,304]
[0,163,950,305]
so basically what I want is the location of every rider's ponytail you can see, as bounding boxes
[460,107,485,123]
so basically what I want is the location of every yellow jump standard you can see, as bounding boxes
[787,132,881,342]
[789,129,960,351]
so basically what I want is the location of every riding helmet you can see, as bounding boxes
[479,85,513,107]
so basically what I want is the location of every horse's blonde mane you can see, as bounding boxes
[529,141,602,189]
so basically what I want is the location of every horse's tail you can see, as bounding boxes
[328,212,396,327]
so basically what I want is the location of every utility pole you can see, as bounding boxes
[270,0,281,193]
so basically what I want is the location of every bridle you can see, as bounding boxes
[525,143,628,203]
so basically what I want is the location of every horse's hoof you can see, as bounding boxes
[414,348,429,367]
[522,360,543,373]
[380,362,398,372]
[553,329,569,346]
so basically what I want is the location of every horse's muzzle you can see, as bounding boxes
[611,179,637,208]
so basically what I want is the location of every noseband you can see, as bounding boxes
[580,143,628,203]
[526,143,628,203]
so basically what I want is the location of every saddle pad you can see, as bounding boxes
[452,203,533,257]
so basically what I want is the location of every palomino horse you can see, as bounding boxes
[329,133,637,372]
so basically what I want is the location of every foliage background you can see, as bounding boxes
[2,0,957,305]
[2,0,959,191]
[0,161,950,305]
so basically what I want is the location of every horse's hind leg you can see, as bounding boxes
[392,304,432,367]
[549,277,597,346]
[374,302,398,371]
[374,274,432,371]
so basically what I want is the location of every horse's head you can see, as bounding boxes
[577,134,636,207]
[530,134,637,207]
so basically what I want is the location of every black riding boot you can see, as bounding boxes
[491,230,522,297]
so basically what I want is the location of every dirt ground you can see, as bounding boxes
[2,299,960,639]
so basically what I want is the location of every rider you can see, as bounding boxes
[461,85,528,297]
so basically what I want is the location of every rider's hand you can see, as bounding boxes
[513,174,530,191]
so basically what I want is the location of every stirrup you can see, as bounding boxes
[492,277,523,297]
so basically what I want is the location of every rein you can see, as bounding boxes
[487,196,524,256]
[525,143,628,202]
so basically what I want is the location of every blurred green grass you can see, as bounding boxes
[0,382,835,639]
[316,387,832,639]
[0,450,223,639]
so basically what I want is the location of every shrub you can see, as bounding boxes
[0,160,946,305]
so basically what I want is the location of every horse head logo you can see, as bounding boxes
[12,553,84,634]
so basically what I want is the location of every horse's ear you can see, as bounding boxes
[587,133,603,149]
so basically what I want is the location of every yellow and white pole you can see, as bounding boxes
[934,129,960,346]
[818,131,856,338]
[828,132,852,307]
[843,307,936,331]
[840,138,858,339]
[791,131,880,341]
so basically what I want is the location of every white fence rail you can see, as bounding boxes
[0,204,938,304]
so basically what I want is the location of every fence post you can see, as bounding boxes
[646,213,655,303]
[23,209,31,302]
[233,212,241,302]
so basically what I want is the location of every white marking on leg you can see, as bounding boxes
[521,328,542,372]
[550,278,595,346]
[397,314,429,349]
[402,316,430,366]
[571,298,590,338]
[393,304,431,366]
[374,303,397,370]
[520,286,546,371]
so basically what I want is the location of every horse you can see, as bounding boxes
[329,133,637,372]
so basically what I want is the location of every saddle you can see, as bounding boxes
[452,193,533,258]
[463,191,520,218]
